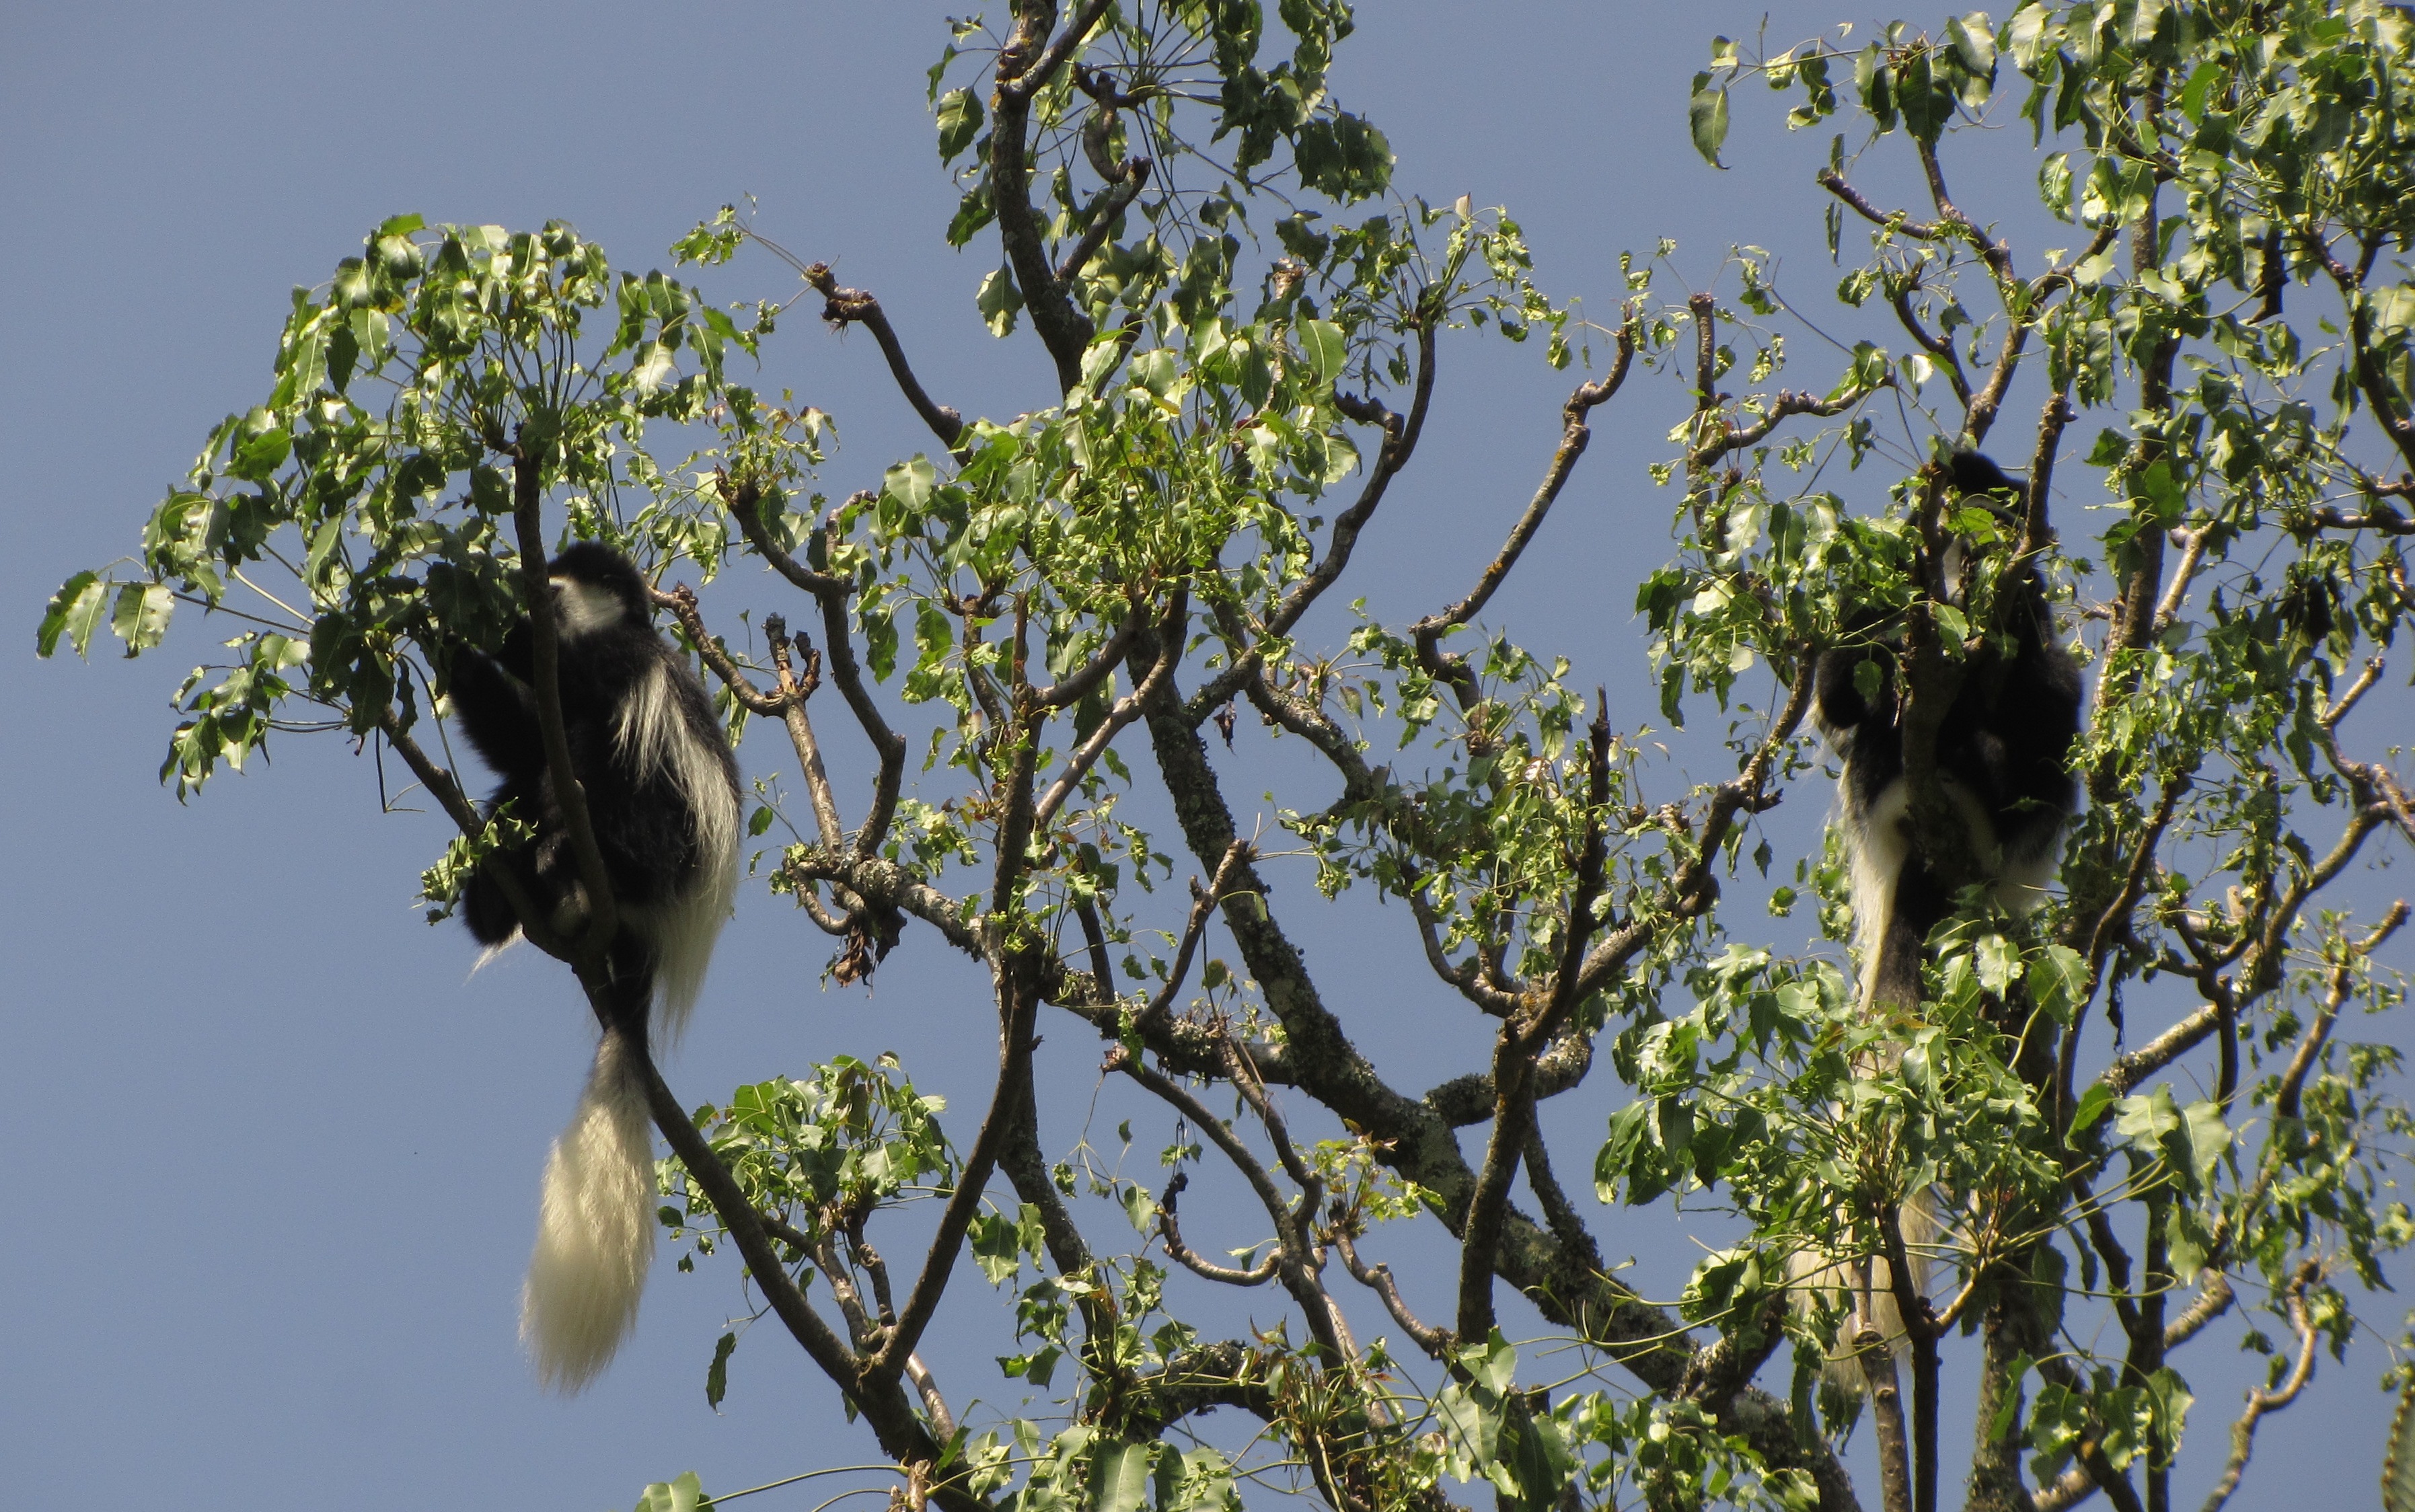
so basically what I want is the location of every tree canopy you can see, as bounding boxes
[43,3,2415,1511]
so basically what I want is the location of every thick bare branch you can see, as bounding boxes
[2305,227,2415,472]
[654,584,784,715]
[1055,155,1152,286]
[1406,884,1523,1018]
[1691,386,1880,471]
[1136,840,1253,1031]
[1891,289,1974,409]
[1575,658,1811,997]
[509,450,617,960]
[1110,1043,1349,1363]
[375,706,572,961]
[1031,608,1142,712]
[1422,1036,1593,1126]
[1818,167,1949,240]
[1856,1310,1916,1512]
[724,478,849,597]
[2313,503,2415,533]
[765,613,846,850]
[1031,597,1186,833]
[784,848,984,958]
[986,1,1117,389]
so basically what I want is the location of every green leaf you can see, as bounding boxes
[1974,933,2020,994]
[935,87,983,162]
[1088,1439,1152,1512]
[37,571,104,658]
[625,1471,706,1512]
[1688,73,1731,167]
[2066,1081,2118,1143]
[977,265,1024,338]
[1292,112,1392,202]
[110,582,174,655]
[1898,48,1953,143]
[885,455,937,515]
[704,1331,737,1409]
[2027,944,2088,1025]
[1298,319,1346,383]
[2113,1086,2180,1147]
[1947,12,1998,76]
[2176,1099,2231,1187]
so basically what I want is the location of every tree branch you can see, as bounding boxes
[1267,318,1439,638]
[1156,1170,1279,1286]
[2198,1261,2322,1512]
[654,584,785,715]
[1411,320,1638,703]
[864,955,1041,1386]
[1030,595,1185,833]
[764,613,846,850]
[1136,839,1252,1032]
[1818,168,1949,241]
[1333,1226,1453,1359]
[804,264,965,448]
[508,448,618,962]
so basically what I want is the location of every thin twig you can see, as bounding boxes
[2199,1261,2322,1512]
[1332,1228,1452,1358]
[1411,317,1639,704]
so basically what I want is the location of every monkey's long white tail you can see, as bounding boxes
[522,1030,656,1394]
[1789,1188,1940,1394]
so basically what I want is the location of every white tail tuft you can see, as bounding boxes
[1788,1187,1939,1393]
[522,1031,656,1394]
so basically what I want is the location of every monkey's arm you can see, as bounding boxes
[445,646,543,781]
[1814,608,1901,751]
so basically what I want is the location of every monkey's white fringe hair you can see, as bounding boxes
[618,658,741,1047]
[1789,1187,1940,1392]
[522,1030,657,1393]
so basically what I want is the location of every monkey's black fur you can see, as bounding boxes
[449,541,737,1035]
[442,541,741,1392]
[1812,451,2084,1012]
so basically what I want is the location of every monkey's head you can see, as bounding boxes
[545,542,651,640]
[1947,449,2024,508]
[1937,451,2030,603]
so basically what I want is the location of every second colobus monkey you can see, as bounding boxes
[447,542,742,1392]
[1799,451,2085,1383]
[1815,451,2084,1010]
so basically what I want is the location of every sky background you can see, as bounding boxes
[4,3,2409,1509]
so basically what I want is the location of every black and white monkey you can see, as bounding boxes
[446,542,742,1392]
[1799,450,2085,1380]
[1814,450,2084,1012]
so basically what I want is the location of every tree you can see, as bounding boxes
[40,3,2415,1509]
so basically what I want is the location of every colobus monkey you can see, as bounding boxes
[1798,451,2084,1384]
[1815,450,2083,1010]
[447,542,741,1392]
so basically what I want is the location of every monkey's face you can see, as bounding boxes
[544,542,649,639]
[552,577,628,639]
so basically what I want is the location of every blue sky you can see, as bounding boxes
[4,3,2406,1508]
